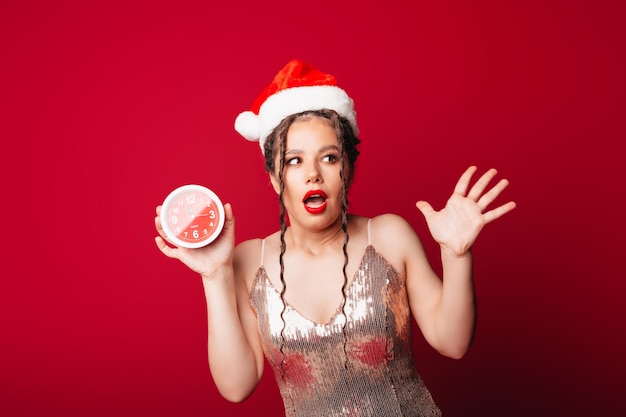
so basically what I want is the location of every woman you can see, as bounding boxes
[155,59,516,416]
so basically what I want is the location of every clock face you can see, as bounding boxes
[160,185,225,248]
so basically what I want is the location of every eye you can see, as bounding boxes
[286,156,301,166]
[322,153,339,163]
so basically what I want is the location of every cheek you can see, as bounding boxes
[279,174,301,201]
[325,167,345,187]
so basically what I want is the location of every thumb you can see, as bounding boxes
[221,203,235,236]
[415,200,435,219]
[223,203,234,224]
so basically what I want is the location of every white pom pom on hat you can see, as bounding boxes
[234,59,358,154]
[234,111,260,142]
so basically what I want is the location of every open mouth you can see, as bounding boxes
[303,190,328,214]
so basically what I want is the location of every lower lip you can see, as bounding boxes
[304,201,328,214]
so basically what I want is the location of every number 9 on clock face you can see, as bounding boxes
[160,184,225,248]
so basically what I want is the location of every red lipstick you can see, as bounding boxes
[303,190,328,214]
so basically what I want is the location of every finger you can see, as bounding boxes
[453,166,478,196]
[156,205,162,216]
[154,214,170,241]
[476,178,510,211]
[483,201,517,223]
[221,203,235,236]
[155,236,178,259]
[416,200,435,219]
[224,203,234,224]
[154,213,163,232]
[467,168,498,201]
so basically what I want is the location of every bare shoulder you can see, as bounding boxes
[370,213,421,245]
[369,213,425,275]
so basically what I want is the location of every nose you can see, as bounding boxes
[305,162,322,184]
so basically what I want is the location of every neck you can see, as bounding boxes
[286,217,347,256]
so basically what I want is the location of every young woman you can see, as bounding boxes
[155,59,516,416]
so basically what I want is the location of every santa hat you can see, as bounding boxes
[234,59,358,153]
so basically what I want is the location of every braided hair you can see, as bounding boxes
[263,109,361,378]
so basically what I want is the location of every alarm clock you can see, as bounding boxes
[160,184,225,248]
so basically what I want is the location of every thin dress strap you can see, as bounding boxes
[367,218,372,246]
[260,238,266,267]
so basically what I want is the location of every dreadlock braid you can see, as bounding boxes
[263,109,361,378]
[330,111,352,368]
[277,120,289,383]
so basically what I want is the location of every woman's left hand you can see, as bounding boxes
[416,166,516,256]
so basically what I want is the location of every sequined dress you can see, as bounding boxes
[249,221,442,417]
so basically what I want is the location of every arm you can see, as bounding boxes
[426,247,475,359]
[202,252,264,402]
[405,167,515,358]
[155,204,264,402]
[379,215,474,359]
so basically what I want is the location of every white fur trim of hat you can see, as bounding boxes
[234,59,358,154]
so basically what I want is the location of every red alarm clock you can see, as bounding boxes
[160,184,225,248]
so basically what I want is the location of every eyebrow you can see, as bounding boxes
[284,145,340,156]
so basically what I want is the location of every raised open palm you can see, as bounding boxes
[416,166,516,256]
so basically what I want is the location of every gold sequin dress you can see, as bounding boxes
[249,221,442,417]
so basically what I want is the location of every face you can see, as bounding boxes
[270,116,346,228]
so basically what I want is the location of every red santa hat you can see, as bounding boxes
[234,59,358,153]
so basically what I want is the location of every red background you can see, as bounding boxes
[1,1,624,416]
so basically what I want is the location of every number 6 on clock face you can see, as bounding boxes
[160,184,225,248]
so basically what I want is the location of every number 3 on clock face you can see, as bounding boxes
[160,184,225,248]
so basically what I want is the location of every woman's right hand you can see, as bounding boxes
[154,203,235,279]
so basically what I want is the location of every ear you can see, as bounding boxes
[269,173,281,195]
